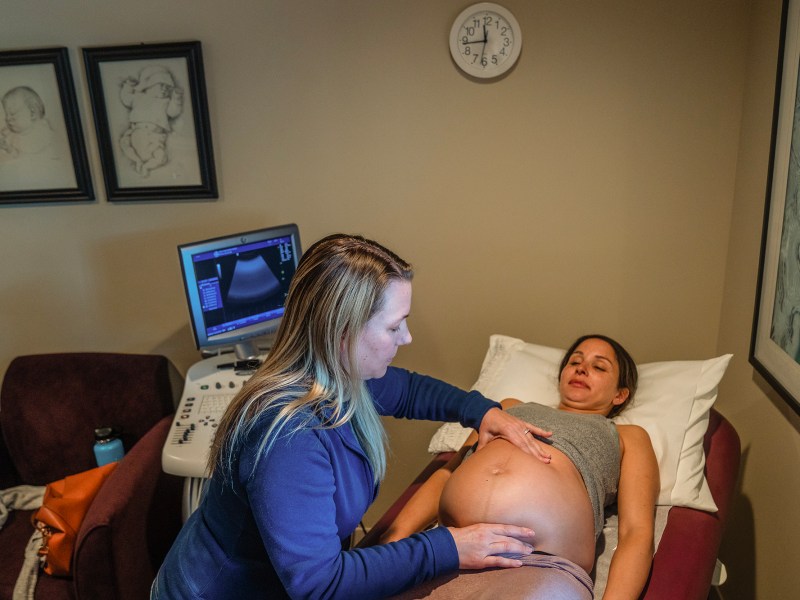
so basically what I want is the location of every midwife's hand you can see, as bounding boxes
[448,524,536,569]
[476,407,552,463]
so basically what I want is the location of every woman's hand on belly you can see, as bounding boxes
[447,523,536,569]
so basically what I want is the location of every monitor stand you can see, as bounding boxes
[234,339,261,361]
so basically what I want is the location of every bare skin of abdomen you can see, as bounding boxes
[438,438,596,573]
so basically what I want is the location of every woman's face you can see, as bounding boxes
[558,337,629,415]
[351,279,413,380]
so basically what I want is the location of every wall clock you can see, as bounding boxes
[449,3,522,79]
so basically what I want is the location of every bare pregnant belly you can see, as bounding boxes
[438,439,596,572]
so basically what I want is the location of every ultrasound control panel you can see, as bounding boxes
[162,353,262,478]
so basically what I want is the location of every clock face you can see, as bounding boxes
[449,3,522,79]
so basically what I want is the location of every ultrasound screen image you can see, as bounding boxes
[191,236,296,337]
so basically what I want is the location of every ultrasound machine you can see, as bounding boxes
[161,223,302,518]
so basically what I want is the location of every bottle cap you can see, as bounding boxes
[94,426,120,441]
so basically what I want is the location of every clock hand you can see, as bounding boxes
[462,25,489,46]
[481,25,487,62]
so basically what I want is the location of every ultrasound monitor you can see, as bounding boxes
[178,223,301,360]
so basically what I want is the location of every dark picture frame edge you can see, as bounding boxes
[750,0,800,416]
[82,41,218,202]
[0,46,94,204]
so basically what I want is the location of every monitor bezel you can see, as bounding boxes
[177,223,301,356]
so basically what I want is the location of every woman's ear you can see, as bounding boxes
[340,334,351,372]
[612,388,630,406]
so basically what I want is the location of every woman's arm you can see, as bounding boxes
[603,424,659,600]
[251,424,459,598]
[368,369,551,461]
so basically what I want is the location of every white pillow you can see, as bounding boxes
[428,334,732,511]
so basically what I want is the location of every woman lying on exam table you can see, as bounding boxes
[383,335,659,600]
[151,233,556,600]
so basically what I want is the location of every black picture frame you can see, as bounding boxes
[82,41,217,202]
[751,0,800,415]
[0,47,94,204]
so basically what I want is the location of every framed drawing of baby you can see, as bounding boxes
[82,41,218,202]
[0,47,94,204]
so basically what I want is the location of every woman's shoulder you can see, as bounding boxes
[238,400,325,447]
[615,423,654,454]
[614,422,650,439]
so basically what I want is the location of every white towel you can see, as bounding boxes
[0,485,45,529]
[592,505,670,597]
[0,485,46,600]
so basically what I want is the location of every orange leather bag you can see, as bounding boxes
[32,461,118,576]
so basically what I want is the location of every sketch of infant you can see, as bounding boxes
[119,65,184,177]
[0,86,56,160]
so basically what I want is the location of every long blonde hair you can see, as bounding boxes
[208,233,413,484]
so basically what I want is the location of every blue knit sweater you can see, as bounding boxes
[152,367,499,599]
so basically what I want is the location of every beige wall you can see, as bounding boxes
[718,0,800,597]
[2,0,795,596]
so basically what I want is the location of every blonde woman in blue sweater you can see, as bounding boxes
[152,234,554,599]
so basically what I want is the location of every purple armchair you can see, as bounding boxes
[0,353,184,600]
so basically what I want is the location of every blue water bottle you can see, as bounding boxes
[93,426,125,466]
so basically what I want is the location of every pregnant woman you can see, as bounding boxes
[383,334,659,599]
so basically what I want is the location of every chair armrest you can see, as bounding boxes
[72,416,182,600]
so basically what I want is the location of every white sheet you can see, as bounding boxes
[592,505,670,595]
